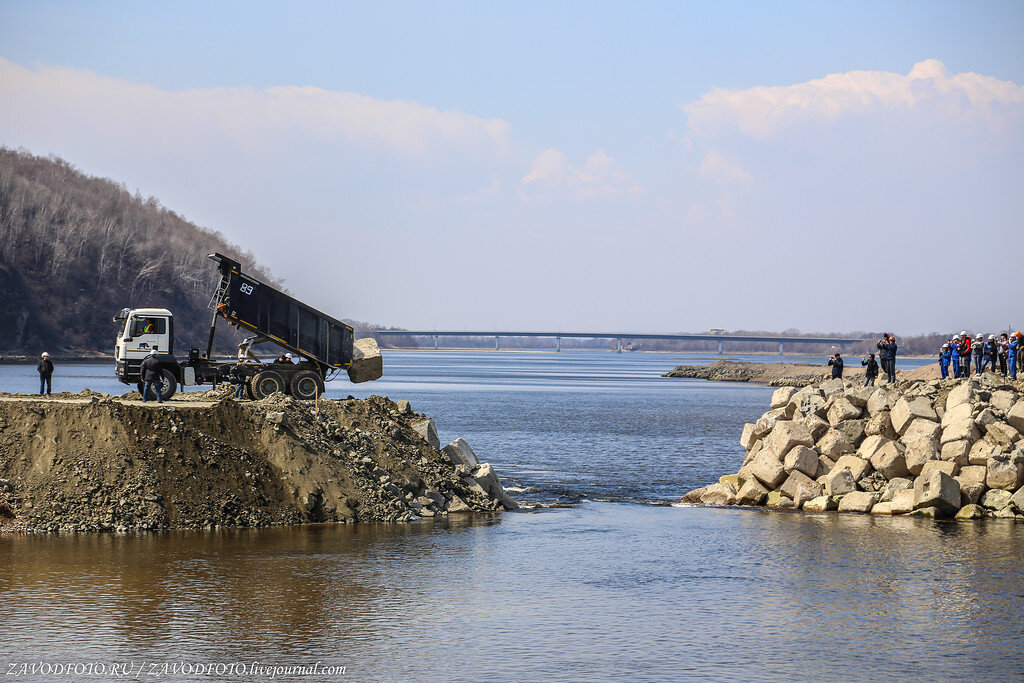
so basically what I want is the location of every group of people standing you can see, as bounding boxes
[939,331,1021,380]
[828,334,900,387]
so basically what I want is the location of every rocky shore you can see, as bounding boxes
[664,359,939,386]
[0,390,516,532]
[681,374,1024,520]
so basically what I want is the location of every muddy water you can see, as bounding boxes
[0,352,1021,680]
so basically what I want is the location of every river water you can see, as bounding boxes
[1,352,1021,681]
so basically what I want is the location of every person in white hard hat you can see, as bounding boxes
[983,334,998,374]
[274,352,293,365]
[974,334,985,375]
[939,343,951,380]
[140,347,164,403]
[37,352,54,395]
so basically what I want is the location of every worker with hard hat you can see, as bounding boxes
[974,334,985,375]
[938,343,951,380]
[140,347,164,403]
[37,352,54,395]
[958,331,971,378]
[984,334,999,373]
[1009,331,1020,380]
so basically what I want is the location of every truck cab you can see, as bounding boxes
[114,308,179,397]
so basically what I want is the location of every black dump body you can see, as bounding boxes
[209,253,354,370]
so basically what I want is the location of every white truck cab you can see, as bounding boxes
[115,308,173,361]
[113,308,181,399]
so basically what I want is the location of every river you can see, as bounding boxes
[1,351,1021,680]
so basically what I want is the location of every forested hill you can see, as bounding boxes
[0,148,282,355]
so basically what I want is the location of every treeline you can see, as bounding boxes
[0,148,281,353]
[383,330,1010,357]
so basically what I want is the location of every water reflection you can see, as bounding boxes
[3,506,1021,680]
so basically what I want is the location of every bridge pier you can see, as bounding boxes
[779,342,784,355]
[495,335,500,351]
[617,338,622,353]
[434,335,439,350]
[718,340,723,355]
[556,336,561,352]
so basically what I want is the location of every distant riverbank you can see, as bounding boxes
[664,359,940,387]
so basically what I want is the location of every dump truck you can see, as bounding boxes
[113,253,382,401]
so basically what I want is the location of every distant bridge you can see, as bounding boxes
[375,330,865,354]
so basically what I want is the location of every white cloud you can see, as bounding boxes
[683,59,1024,138]
[0,58,512,159]
[698,150,751,183]
[522,148,641,199]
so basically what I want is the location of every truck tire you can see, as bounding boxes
[290,370,325,400]
[142,369,177,401]
[251,370,285,399]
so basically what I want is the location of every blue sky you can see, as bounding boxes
[2,2,1022,334]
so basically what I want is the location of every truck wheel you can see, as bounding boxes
[290,370,325,400]
[251,370,285,399]
[142,369,177,401]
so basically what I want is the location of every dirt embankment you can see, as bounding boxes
[0,390,515,533]
[663,359,940,387]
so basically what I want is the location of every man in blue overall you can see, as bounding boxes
[950,335,961,378]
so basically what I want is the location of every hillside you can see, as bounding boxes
[0,148,282,354]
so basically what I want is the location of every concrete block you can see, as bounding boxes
[347,337,384,383]
[891,396,938,435]
[913,471,960,514]
[871,442,909,479]
[838,491,876,513]
[784,445,819,478]
[832,454,871,481]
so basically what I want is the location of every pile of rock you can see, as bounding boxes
[0,392,516,533]
[681,375,1024,520]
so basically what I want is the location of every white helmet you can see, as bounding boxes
[960,330,967,336]
[989,334,996,340]
[941,344,948,349]
[285,353,293,359]
[41,352,49,357]
[150,349,158,355]
[953,335,960,340]
[977,334,983,339]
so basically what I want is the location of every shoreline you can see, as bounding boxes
[663,359,942,387]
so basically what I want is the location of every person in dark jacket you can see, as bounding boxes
[876,333,897,383]
[828,353,844,379]
[958,331,971,378]
[140,349,164,403]
[984,335,999,373]
[861,353,879,387]
[37,352,54,395]
[231,354,248,399]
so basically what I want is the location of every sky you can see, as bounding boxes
[1,1,1022,335]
